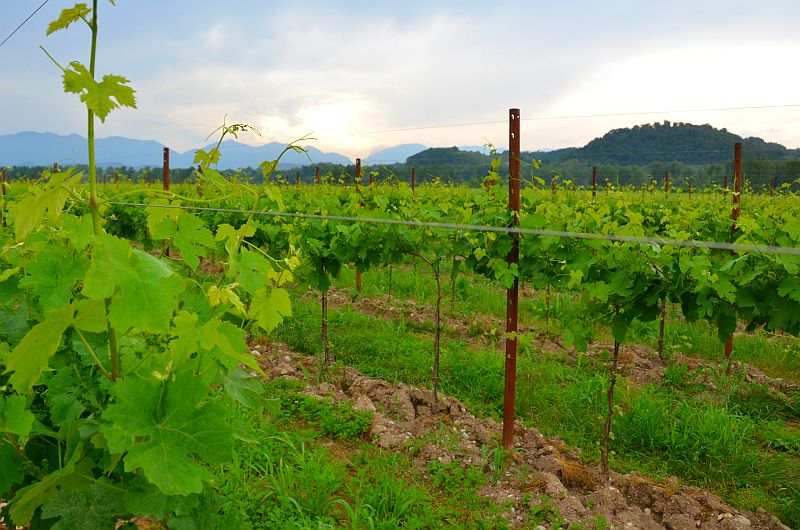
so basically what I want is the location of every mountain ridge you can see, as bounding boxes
[0,131,351,169]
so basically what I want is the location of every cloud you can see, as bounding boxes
[2,0,799,158]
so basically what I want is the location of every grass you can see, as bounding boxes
[214,379,509,529]
[338,264,800,383]
[276,294,800,527]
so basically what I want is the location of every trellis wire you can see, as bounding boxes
[106,201,800,256]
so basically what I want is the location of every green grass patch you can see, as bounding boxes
[277,295,800,527]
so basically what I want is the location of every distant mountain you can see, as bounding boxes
[0,132,165,167]
[458,145,494,155]
[529,122,800,165]
[0,132,351,169]
[407,146,490,166]
[169,139,351,169]
[364,143,427,164]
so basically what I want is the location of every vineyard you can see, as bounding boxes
[2,2,800,529]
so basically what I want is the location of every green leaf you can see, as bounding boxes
[0,395,35,438]
[234,249,273,295]
[169,311,254,373]
[779,276,800,303]
[148,208,214,270]
[567,269,584,289]
[4,300,104,393]
[0,440,23,497]
[215,223,256,258]
[173,213,215,270]
[82,235,182,333]
[63,61,136,122]
[222,369,264,409]
[47,3,91,35]
[101,371,234,496]
[42,371,86,429]
[40,483,125,530]
[249,287,291,334]
[18,245,89,311]
[611,312,634,343]
[11,170,78,241]
[9,457,95,524]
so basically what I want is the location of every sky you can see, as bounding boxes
[1,0,799,160]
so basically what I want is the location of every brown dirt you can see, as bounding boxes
[253,340,792,530]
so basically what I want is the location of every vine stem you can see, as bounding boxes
[601,339,620,479]
[85,0,120,381]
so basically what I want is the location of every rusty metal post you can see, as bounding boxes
[163,147,170,191]
[355,158,363,292]
[770,177,776,196]
[592,166,597,198]
[52,162,60,173]
[315,166,320,185]
[115,170,120,189]
[411,167,416,192]
[1,168,6,228]
[664,172,670,197]
[723,143,743,375]
[296,171,300,185]
[503,108,521,450]
[724,175,729,197]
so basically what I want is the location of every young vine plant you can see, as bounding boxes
[0,2,295,528]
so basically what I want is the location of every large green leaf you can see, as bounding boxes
[3,299,105,393]
[18,245,89,311]
[82,235,183,333]
[101,371,233,495]
[40,483,126,530]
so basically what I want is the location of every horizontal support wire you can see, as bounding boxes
[106,201,800,256]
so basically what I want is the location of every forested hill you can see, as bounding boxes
[532,122,800,165]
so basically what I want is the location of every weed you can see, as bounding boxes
[279,393,373,440]
[527,495,567,528]
[428,460,487,495]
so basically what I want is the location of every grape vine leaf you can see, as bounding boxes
[42,371,87,429]
[101,371,233,496]
[148,209,214,270]
[169,311,255,372]
[233,248,273,295]
[215,223,256,258]
[18,245,89,312]
[249,287,291,334]
[63,61,136,122]
[4,299,106,393]
[0,441,23,497]
[46,3,91,35]
[222,369,264,409]
[9,456,95,524]
[11,170,77,241]
[40,483,125,530]
[82,235,183,333]
[1,395,35,439]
